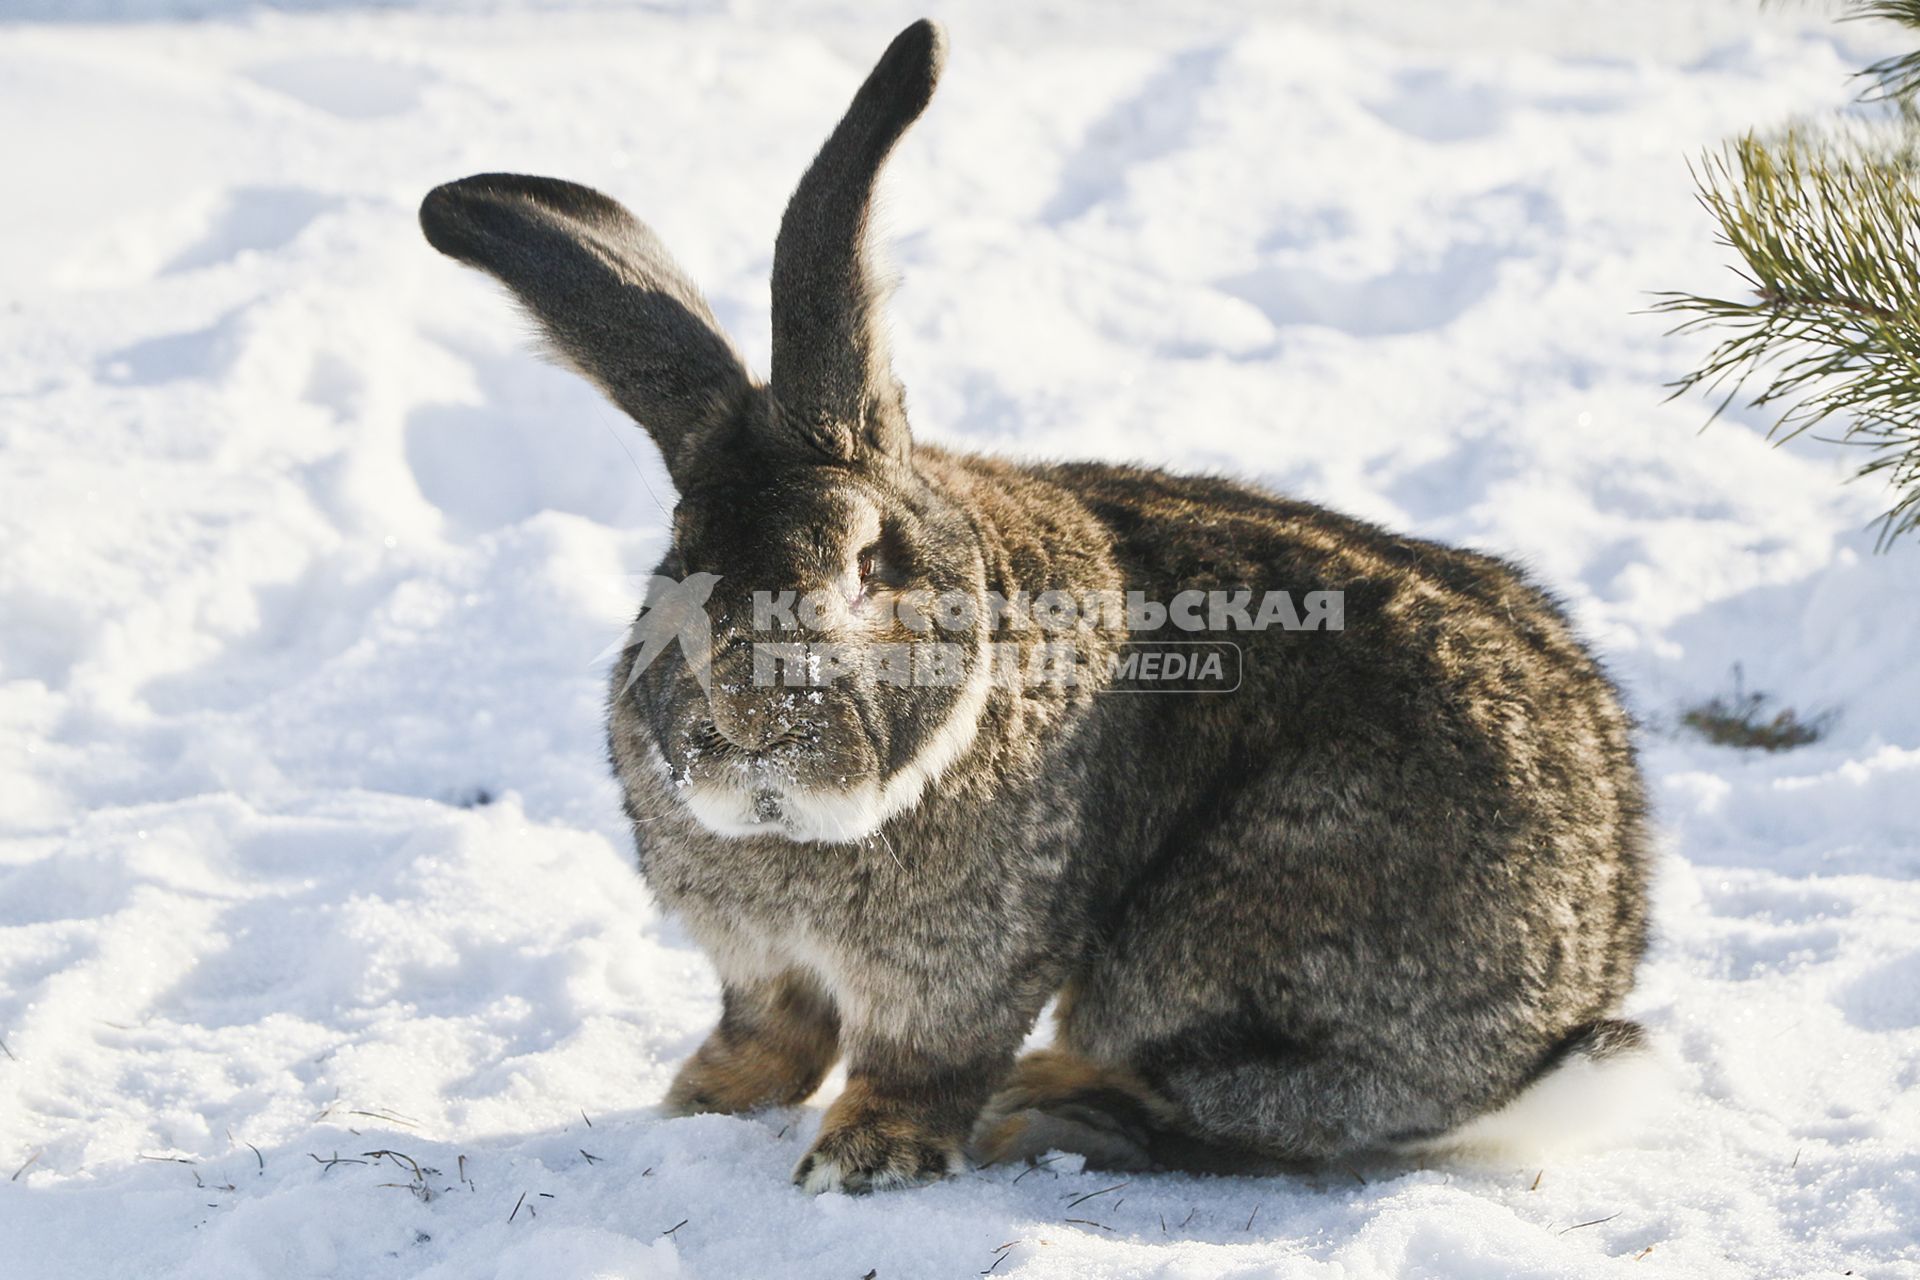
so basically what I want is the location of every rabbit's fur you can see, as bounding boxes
[420,20,1651,1193]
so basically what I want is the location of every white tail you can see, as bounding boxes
[1402,1021,1671,1160]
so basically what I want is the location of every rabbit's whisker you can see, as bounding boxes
[871,825,907,874]
[594,406,672,521]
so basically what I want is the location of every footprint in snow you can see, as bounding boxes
[245,54,432,120]
[163,186,341,274]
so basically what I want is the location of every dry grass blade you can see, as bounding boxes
[360,1149,440,1201]
[982,1242,1021,1276]
[1012,1153,1064,1184]
[345,1107,421,1129]
[310,1152,369,1172]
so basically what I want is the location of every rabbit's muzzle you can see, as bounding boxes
[672,682,888,845]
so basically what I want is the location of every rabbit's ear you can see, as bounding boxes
[420,173,753,480]
[770,20,945,466]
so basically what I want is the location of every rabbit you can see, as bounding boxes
[418,18,1651,1193]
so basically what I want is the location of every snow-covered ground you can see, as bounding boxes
[3,1,1918,1275]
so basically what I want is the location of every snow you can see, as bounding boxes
[3,0,1918,1275]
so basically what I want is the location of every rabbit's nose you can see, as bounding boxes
[709,709,777,753]
[707,694,802,755]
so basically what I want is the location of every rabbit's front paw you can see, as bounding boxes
[663,979,839,1117]
[664,1028,834,1116]
[792,1081,961,1194]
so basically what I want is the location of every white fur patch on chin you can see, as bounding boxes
[681,646,993,845]
[778,785,890,844]
[682,780,887,844]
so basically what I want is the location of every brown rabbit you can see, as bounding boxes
[419,19,1650,1193]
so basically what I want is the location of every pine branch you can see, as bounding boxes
[1849,2,1920,101]
[1654,125,1920,546]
